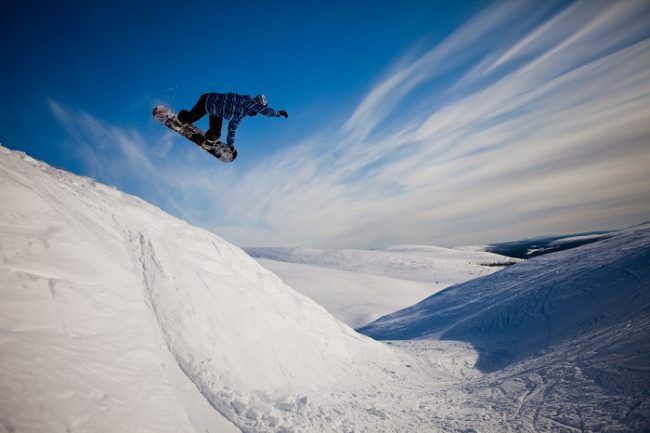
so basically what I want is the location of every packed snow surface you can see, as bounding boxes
[1,145,648,433]
[247,245,515,327]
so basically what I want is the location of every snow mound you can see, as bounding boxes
[0,146,398,433]
[360,224,650,372]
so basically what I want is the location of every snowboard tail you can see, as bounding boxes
[152,105,237,163]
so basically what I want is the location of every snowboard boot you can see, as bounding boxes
[205,129,221,145]
[176,110,191,125]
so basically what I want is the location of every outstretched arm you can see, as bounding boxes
[244,99,288,118]
[255,105,288,118]
[253,104,288,118]
[257,107,279,117]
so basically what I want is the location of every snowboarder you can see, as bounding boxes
[177,92,288,146]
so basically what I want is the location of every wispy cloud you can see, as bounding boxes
[50,0,650,248]
[47,99,241,225]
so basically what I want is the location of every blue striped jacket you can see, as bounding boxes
[205,92,282,145]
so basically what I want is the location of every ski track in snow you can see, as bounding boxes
[1,145,649,432]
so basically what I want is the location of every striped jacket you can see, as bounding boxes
[205,92,282,145]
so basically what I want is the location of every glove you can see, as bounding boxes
[278,110,288,118]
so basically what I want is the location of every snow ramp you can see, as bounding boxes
[0,146,398,433]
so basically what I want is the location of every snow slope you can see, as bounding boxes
[0,148,240,433]
[359,224,650,429]
[377,225,649,432]
[247,245,515,327]
[0,146,407,433]
[359,224,650,367]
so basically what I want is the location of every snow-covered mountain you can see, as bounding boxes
[457,231,615,259]
[247,245,516,327]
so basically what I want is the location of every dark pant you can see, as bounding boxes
[178,93,222,140]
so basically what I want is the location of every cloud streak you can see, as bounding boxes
[50,0,650,248]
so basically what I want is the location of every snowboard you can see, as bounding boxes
[152,105,237,163]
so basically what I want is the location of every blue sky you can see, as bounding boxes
[2,0,650,248]
[1,0,483,163]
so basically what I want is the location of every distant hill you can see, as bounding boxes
[246,245,516,327]
[484,231,615,258]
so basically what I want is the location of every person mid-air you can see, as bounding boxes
[152,92,287,163]
[178,92,288,146]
